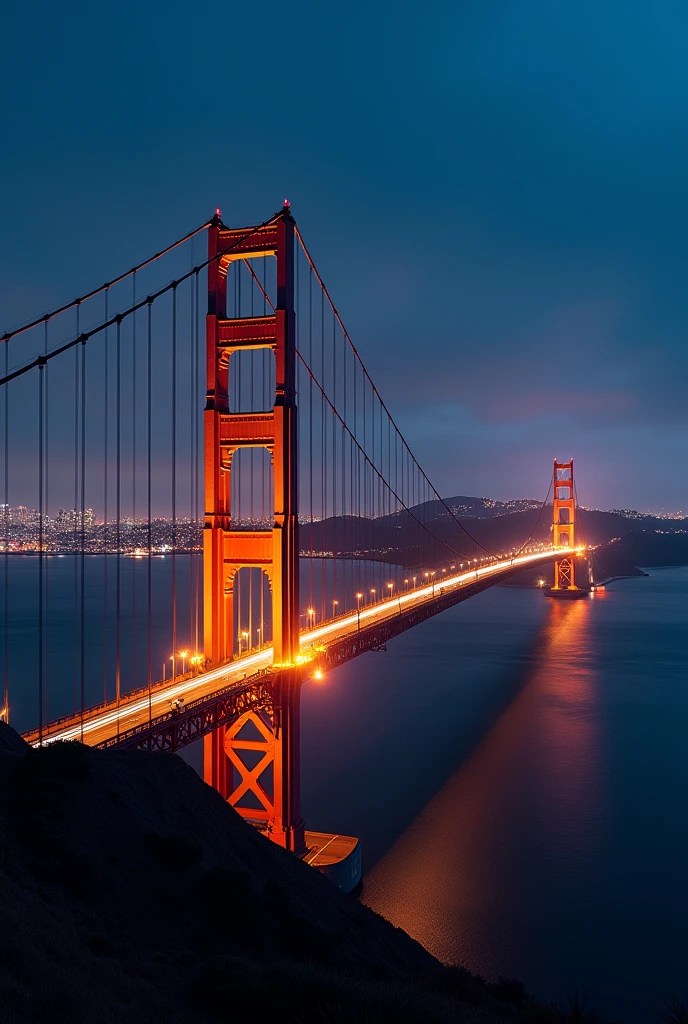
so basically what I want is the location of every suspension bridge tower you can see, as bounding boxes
[549,458,586,598]
[202,203,360,888]
[203,204,304,851]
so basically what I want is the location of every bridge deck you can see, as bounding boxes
[23,549,568,750]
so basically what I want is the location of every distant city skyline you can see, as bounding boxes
[1,496,685,530]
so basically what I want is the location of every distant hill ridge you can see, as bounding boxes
[299,493,688,573]
[438,495,687,524]
[437,496,543,519]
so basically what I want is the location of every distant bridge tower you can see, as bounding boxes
[203,204,304,854]
[550,458,580,594]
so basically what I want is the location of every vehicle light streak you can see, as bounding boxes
[302,548,573,646]
[34,548,570,747]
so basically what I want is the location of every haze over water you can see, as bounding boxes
[300,567,688,1023]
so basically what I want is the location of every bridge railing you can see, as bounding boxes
[94,668,275,751]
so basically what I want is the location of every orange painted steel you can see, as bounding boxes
[202,207,304,854]
[551,459,577,591]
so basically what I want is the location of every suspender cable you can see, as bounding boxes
[131,275,137,693]
[513,476,553,558]
[73,302,80,715]
[261,258,267,646]
[37,359,45,745]
[194,271,201,656]
[574,480,587,551]
[79,334,86,741]
[371,378,376,595]
[0,217,294,739]
[332,308,337,611]
[352,350,357,595]
[103,288,109,702]
[3,339,8,723]
[249,266,254,650]
[115,318,122,723]
[295,227,495,559]
[341,319,347,607]
[190,270,196,655]
[3,220,213,345]
[361,365,366,592]
[296,350,469,564]
[320,285,325,623]
[171,285,177,676]
[1,218,282,390]
[43,318,50,724]
[308,265,313,615]
[295,246,300,630]
[234,266,241,653]
[147,300,153,725]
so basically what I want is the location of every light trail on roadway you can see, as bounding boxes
[30,548,571,748]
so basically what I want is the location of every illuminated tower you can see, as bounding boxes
[203,205,299,667]
[203,203,303,852]
[551,458,578,592]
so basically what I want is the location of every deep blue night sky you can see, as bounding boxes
[2,1,687,511]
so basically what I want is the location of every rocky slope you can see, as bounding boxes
[0,723,611,1023]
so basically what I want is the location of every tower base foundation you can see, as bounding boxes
[301,831,361,892]
[546,588,589,600]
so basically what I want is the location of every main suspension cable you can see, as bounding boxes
[297,350,472,564]
[294,226,496,558]
[513,476,553,558]
[0,214,282,387]
[2,220,212,345]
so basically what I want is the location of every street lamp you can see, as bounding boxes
[169,653,176,679]
[332,599,338,619]
[370,588,376,604]
[412,576,417,588]
[307,608,315,628]
[356,592,363,630]
[180,649,189,675]
[388,580,401,614]
[404,578,409,591]
[430,570,436,597]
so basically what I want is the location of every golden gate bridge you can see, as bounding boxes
[0,202,585,889]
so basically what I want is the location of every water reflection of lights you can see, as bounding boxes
[364,596,603,976]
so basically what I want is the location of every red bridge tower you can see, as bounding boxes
[203,206,304,853]
[550,458,585,597]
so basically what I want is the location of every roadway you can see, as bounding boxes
[26,548,570,748]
